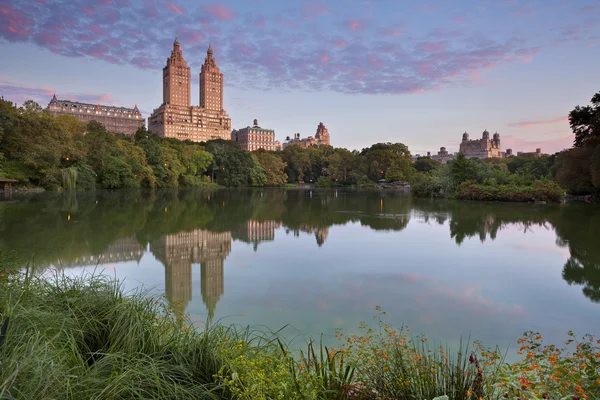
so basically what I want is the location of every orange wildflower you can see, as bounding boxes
[466,390,472,398]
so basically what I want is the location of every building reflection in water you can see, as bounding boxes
[151,229,232,319]
[286,225,330,247]
[235,220,281,251]
[61,219,332,319]
[60,236,144,267]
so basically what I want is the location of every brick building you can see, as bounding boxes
[283,122,331,148]
[232,119,277,151]
[148,37,232,142]
[459,130,502,159]
[46,94,143,135]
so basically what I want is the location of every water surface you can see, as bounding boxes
[1,189,598,353]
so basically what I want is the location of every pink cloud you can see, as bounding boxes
[166,3,184,15]
[205,4,234,21]
[83,7,94,16]
[508,116,568,128]
[335,39,346,48]
[319,52,329,63]
[420,41,445,52]
[502,135,574,154]
[255,15,266,28]
[349,20,362,31]
[90,25,106,35]
[131,56,154,69]
[380,28,403,37]
[304,0,328,20]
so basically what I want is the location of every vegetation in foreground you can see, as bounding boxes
[1,89,599,202]
[1,265,598,400]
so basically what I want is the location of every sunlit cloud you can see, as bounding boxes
[0,80,116,107]
[508,116,568,128]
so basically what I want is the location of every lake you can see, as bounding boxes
[1,189,598,355]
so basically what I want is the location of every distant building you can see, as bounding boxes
[459,130,502,159]
[283,122,331,148]
[148,37,232,142]
[517,148,543,157]
[46,94,143,135]
[232,119,276,151]
[430,147,455,163]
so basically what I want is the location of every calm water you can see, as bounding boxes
[1,189,599,353]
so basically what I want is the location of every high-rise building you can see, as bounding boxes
[46,95,144,135]
[148,37,232,142]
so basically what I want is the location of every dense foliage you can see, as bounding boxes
[1,271,598,399]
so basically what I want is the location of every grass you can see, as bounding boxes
[1,263,599,399]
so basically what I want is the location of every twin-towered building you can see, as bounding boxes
[459,130,502,159]
[148,37,232,142]
[45,36,332,149]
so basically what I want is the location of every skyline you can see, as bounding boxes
[1,0,599,154]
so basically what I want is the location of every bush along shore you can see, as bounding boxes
[1,268,599,400]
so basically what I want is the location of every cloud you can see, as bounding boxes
[508,116,568,128]
[303,0,328,20]
[204,3,233,21]
[166,3,184,15]
[502,134,574,154]
[1,0,596,96]
[0,80,116,107]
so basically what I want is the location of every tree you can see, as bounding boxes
[569,91,600,148]
[414,157,441,172]
[360,142,413,181]
[282,145,311,182]
[116,139,156,188]
[99,153,138,188]
[449,153,480,184]
[254,150,288,186]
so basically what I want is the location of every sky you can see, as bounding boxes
[1,0,599,155]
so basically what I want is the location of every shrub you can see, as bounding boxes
[458,180,564,203]
[316,176,333,187]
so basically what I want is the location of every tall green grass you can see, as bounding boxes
[0,271,230,399]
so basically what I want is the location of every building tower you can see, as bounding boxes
[163,35,191,107]
[315,122,331,146]
[199,45,223,111]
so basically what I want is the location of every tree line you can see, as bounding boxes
[1,91,599,198]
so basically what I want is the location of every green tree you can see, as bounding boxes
[569,91,600,148]
[116,139,156,188]
[254,150,288,186]
[414,157,441,172]
[99,153,138,188]
[282,145,311,182]
[360,143,413,181]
